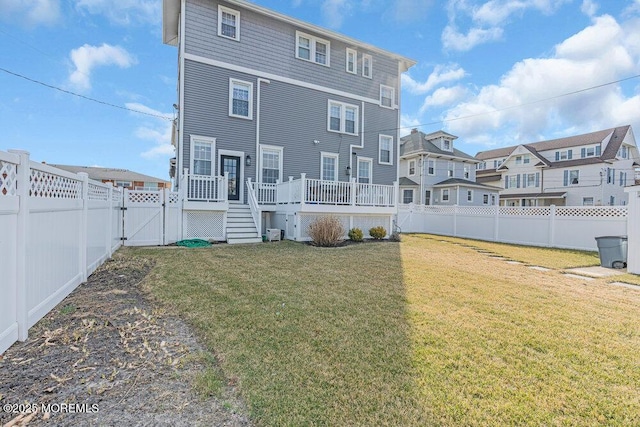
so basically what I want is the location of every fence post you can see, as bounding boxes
[494,204,499,241]
[549,204,556,247]
[9,150,30,341]
[107,185,113,257]
[78,172,89,282]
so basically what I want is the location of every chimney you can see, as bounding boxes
[411,128,418,134]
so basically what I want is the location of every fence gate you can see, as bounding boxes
[123,189,164,246]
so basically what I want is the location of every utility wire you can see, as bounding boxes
[0,67,172,121]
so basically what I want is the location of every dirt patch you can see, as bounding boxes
[0,255,252,426]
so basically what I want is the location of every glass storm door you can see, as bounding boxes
[221,155,241,201]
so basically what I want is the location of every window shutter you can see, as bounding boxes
[581,148,586,158]
[612,169,616,185]
[596,145,601,156]
[517,174,521,188]
[563,170,568,186]
[555,152,559,161]
[505,176,509,189]
[568,150,573,160]
[535,172,540,187]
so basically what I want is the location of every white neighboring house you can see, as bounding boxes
[399,129,500,206]
[475,125,639,206]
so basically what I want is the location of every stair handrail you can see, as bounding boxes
[245,178,262,237]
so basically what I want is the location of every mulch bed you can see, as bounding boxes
[0,255,252,426]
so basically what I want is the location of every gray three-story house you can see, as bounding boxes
[163,0,415,242]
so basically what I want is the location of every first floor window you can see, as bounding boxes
[321,153,338,181]
[467,190,473,202]
[441,189,449,202]
[379,135,393,164]
[357,158,372,184]
[229,79,253,119]
[583,197,594,206]
[403,189,413,204]
[483,194,489,205]
[564,169,579,186]
[193,140,213,175]
[261,146,282,184]
[328,101,358,135]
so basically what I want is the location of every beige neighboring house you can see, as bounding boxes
[475,125,639,206]
[50,164,171,191]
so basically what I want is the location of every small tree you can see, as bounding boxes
[308,216,345,247]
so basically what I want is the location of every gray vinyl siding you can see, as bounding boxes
[183,59,397,185]
[185,0,400,103]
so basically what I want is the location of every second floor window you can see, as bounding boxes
[296,31,330,66]
[218,6,240,41]
[379,135,393,165]
[427,159,435,175]
[409,160,415,175]
[328,101,358,135]
[261,146,282,184]
[564,170,579,186]
[447,162,454,178]
[380,85,394,108]
[464,165,470,179]
[229,79,253,119]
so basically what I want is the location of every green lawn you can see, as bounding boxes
[132,235,640,426]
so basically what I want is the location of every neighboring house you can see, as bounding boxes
[50,164,170,190]
[163,0,415,243]
[475,125,639,206]
[399,129,500,206]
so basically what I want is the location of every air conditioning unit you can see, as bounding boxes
[266,228,281,242]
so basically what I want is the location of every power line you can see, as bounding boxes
[0,67,172,121]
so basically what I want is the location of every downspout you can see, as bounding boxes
[177,0,186,188]
[256,78,270,183]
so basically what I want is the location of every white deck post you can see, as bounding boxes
[393,180,398,207]
[288,176,293,204]
[351,178,356,206]
[300,173,306,206]
[223,172,230,201]
[9,150,30,341]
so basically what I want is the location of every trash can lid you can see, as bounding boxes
[595,236,628,240]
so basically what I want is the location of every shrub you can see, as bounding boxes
[369,226,387,240]
[308,216,345,247]
[348,227,364,242]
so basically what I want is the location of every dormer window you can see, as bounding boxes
[443,139,451,151]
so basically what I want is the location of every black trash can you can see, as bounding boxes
[595,236,628,269]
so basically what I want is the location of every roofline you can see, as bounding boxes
[432,182,502,191]
[400,152,480,163]
[162,0,417,71]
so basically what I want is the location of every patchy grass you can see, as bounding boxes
[132,235,640,426]
[420,233,600,269]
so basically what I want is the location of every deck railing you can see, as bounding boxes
[184,172,228,202]
[264,174,396,207]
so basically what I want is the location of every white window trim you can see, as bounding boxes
[259,145,283,183]
[408,160,416,176]
[467,190,473,203]
[346,48,357,74]
[190,135,216,176]
[447,161,454,178]
[441,188,450,202]
[295,31,330,67]
[402,189,414,204]
[320,152,339,181]
[218,148,245,201]
[464,165,470,179]
[362,54,372,78]
[356,156,373,183]
[327,100,359,136]
[218,5,240,41]
[229,78,253,120]
[380,84,395,109]
[378,134,393,165]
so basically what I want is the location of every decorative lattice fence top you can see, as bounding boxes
[556,206,627,218]
[30,168,82,199]
[499,207,551,216]
[88,183,110,201]
[127,190,161,204]
[0,160,18,196]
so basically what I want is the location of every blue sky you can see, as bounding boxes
[1,0,639,181]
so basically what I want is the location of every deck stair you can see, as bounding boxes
[227,204,262,244]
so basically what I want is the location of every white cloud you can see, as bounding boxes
[125,103,174,159]
[419,86,469,114]
[321,0,352,28]
[400,114,422,132]
[580,0,599,17]
[391,0,435,23]
[440,13,640,145]
[68,43,136,91]
[402,64,467,94]
[74,0,160,25]
[441,25,503,51]
[0,0,61,26]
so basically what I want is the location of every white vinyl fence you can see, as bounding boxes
[397,204,628,251]
[0,150,124,355]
